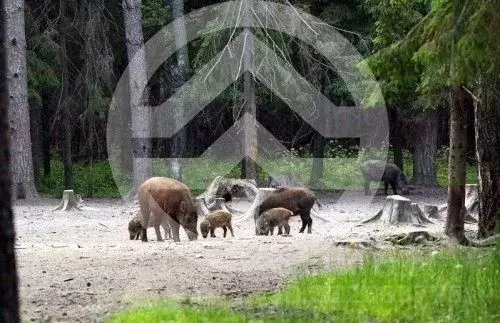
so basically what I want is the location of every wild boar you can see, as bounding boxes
[199,210,234,238]
[360,160,410,195]
[257,207,295,236]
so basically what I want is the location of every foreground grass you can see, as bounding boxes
[109,248,499,322]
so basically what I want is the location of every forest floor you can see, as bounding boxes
[13,188,474,322]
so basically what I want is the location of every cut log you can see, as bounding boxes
[363,195,433,225]
[52,190,83,212]
[437,184,478,223]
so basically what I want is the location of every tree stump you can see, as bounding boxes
[197,176,259,204]
[363,195,433,225]
[422,204,439,219]
[269,172,304,188]
[437,184,478,223]
[52,190,83,212]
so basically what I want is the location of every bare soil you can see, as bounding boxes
[14,188,471,322]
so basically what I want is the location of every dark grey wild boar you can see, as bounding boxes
[360,160,409,195]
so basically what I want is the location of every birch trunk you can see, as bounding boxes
[5,0,38,199]
[122,0,152,191]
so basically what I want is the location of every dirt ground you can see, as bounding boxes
[13,188,472,322]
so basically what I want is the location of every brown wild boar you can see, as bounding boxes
[200,210,234,238]
[257,207,295,236]
[257,187,317,234]
[138,177,198,242]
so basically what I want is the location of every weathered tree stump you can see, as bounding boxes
[269,172,304,188]
[438,184,478,223]
[197,176,259,204]
[363,195,433,225]
[422,204,439,219]
[52,190,83,212]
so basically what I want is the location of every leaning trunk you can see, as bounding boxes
[122,0,152,191]
[445,86,471,240]
[475,80,500,238]
[5,0,38,198]
[0,3,20,318]
[309,135,326,188]
[412,110,438,186]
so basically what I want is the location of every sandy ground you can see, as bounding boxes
[13,188,469,322]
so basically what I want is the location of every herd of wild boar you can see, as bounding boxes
[128,160,410,242]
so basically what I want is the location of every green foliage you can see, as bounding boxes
[109,249,500,322]
[38,159,121,198]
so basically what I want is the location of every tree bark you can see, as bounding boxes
[241,1,257,181]
[412,110,438,186]
[475,80,500,238]
[168,0,189,181]
[445,85,471,240]
[389,107,404,171]
[59,0,73,189]
[0,2,21,318]
[123,0,152,191]
[5,0,38,199]
[309,135,326,187]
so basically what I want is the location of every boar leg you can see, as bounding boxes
[153,217,164,242]
[284,223,290,235]
[210,227,216,238]
[227,223,235,237]
[364,181,371,195]
[223,226,227,238]
[269,226,274,235]
[384,182,389,195]
[391,182,398,195]
[277,226,283,235]
[168,217,181,242]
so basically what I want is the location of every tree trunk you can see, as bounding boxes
[123,0,152,191]
[42,98,51,176]
[241,1,257,181]
[59,0,73,189]
[5,0,38,199]
[412,110,438,186]
[309,135,326,188]
[445,85,471,240]
[475,80,500,238]
[389,107,404,171]
[0,2,21,318]
[168,0,189,181]
[29,98,42,186]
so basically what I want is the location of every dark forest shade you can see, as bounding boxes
[0,0,21,320]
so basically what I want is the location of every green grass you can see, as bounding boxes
[108,248,500,322]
